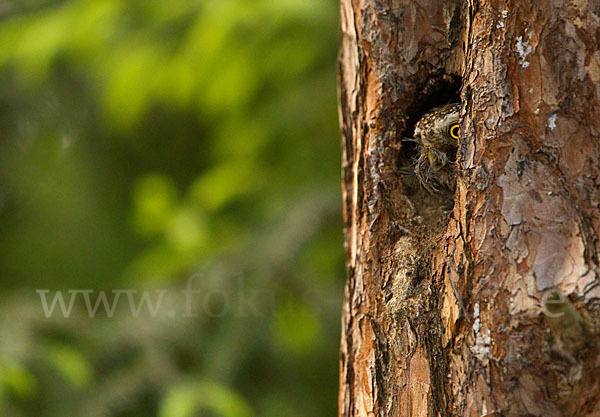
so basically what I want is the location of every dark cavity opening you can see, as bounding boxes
[398,73,461,195]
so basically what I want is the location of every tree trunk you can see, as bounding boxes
[337,0,600,416]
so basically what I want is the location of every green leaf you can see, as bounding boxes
[272,302,322,355]
[165,206,207,253]
[14,7,70,84]
[101,45,164,130]
[132,174,179,237]
[159,380,253,417]
[45,344,93,388]
[189,160,262,212]
[0,359,37,399]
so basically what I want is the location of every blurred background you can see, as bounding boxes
[0,0,344,416]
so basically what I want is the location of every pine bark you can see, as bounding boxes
[338,1,600,416]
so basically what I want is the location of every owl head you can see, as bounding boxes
[413,102,461,150]
[408,102,461,192]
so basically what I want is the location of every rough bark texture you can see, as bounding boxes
[338,1,600,416]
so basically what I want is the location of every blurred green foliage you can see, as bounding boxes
[0,0,343,416]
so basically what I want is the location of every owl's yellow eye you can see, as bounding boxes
[447,122,460,140]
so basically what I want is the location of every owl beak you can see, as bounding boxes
[427,151,436,167]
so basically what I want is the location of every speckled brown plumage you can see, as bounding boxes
[409,102,461,192]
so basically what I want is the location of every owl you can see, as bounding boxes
[407,102,461,192]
